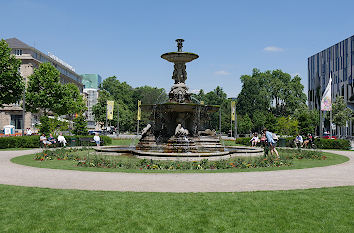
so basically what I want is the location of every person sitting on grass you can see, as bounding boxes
[263,128,279,158]
[93,133,100,147]
[57,133,67,147]
[40,134,51,148]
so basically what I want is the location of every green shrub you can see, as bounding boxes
[0,136,40,149]
[235,137,252,146]
[0,135,112,149]
[314,138,351,150]
[65,135,112,146]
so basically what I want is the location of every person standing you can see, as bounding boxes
[263,128,279,158]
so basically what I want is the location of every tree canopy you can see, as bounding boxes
[0,39,24,107]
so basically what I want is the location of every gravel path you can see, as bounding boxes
[0,149,353,192]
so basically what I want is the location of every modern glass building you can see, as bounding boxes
[308,35,354,136]
[81,74,102,89]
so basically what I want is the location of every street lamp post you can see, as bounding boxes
[21,78,26,136]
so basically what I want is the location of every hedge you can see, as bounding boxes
[0,135,112,149]
[0,135,40,149]
[234,137,351,150]
[313,138,351,150]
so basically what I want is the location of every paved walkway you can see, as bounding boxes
[0,149,353,192]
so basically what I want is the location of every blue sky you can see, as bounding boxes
[1,0,354,97]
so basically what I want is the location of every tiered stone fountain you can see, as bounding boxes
[97,39,262,159]
[135,39,226,156]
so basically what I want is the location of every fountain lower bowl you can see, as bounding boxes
[94,146,263,159]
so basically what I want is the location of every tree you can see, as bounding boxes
[0,39,24,107]
[237,114,253,134]
[274,116,299,136]
[293,106,319,135]
[332,96,352,136]
[236,68,271,118]
[72,115,88,135]
[252,110,267,133]
[26,63,64,115]
[193,87,231,132]
[133,86,168,104]
[100,76,135,111]
[92,90,135,131]
[37,116,69,136]
[62,83,87,117]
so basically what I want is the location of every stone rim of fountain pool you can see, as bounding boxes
[95,145,263,161]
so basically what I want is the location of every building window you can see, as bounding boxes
[15,49,22,55]
[10,115,23,129]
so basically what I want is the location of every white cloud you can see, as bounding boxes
[214,70,231,75]
[190,89,201,94]
[263,46,284,52]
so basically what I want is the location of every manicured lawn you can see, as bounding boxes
[11,150,349,173]
[0,184,353,232]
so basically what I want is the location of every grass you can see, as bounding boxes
[0,184,353,232]
[11,149,349,173]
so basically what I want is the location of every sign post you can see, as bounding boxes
[137,100,141,135]
[106,100,114,131]
[231,101,236,138]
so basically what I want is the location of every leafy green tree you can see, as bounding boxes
[236,68,271,118]
[92,90,135,131]
[332,96,352,136]
[275,116,299,136]
[237,114,253,134]
[294,106,319,135]
[264,112,277,133]
[26,63,64,115]
[62,83,87,116]
[193,87,231,133]
[133,86,168,104]
[37,116,69,136]
[72,115,88,135]
[100,76,135,110]
[0,39,24,107]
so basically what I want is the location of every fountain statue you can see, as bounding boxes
[135,39,225,155]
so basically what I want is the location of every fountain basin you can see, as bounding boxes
[161,52,199,63]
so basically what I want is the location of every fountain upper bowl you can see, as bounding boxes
[161,52,199,63]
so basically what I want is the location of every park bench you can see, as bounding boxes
[78,137,104,146]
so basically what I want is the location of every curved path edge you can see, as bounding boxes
[0,149,353,192]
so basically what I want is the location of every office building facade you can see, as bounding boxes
[81,74,102,89]
[308,35,354,136]
[83,88,99,129]
[0,38,84,132]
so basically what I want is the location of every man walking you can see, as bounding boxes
[263,128,279,158]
